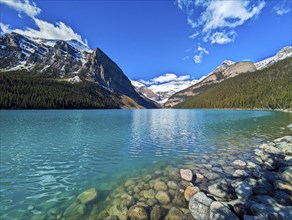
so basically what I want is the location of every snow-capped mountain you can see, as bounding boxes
[255,46,292,70]
[131,75,197,104]
[0,32,157,108]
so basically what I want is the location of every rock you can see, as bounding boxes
[167,181,178,190]
[212,167,223,173]
[210,201,240,220]
[180,169,193,181]
[232,160,247,168]
[208,180,237,200]
[104,216,119,220]
[155,191,170,205]
[125,179,136,188]
[272,190,292,206]
[108,205,128,220]
[184,186,200,201]
[63,202,82,218]
[243,215,266,220]
[128,205,148,220]
[261,144,282,155]
[164,207,184,220]
[235,180,253,200]
[189,192,213,220]
[173,188,187,207]
[143,174,152,182]
[121,194,135,207]
[253,179,273,195]
[277,142,292,156]
[142,189,155,199]
[154,180,168,191]
[167,167,181,181]
[147,198,158,207]
[150,205,164,220]
[195,173,205,181]
[204,172,220,180]
[233,169,249,178]
[274,180,292,194]
[281,167,292,183]
[77,188,97,204]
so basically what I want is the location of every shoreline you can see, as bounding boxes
[31,124,292,220]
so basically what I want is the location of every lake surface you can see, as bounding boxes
[0,109,291,219]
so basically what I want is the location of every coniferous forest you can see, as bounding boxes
[176,57,292,110]
[0,71,121,109]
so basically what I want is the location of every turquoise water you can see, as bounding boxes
[0,109,291,219]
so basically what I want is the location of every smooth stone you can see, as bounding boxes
[274,180,292,194]
[233,159,247,168]
[208,180,237,200]
[212,167,223,173]
[261,144,282,155]
[121,195,135,207]
[233,169,249,178]
[167,181,178,190]
[142,189,156,199]
[150,205,164,220]
[180,169,193,181]
[63,202,80,218]
[155,191,170,205]
[77,188,97,204]
[173,188,187,207]
[189,192,213,220]
[164,207,184,220]
[108,205,128,220]
[210,201,240,220]
[272,190,292,206]
[184,186,200,201]
[125,180,136,188]
[154,180,168,191]
[195,173,205,181]
[253,179,273,195]
[128,205,148,220]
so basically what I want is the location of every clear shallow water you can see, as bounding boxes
[0,109,291,219]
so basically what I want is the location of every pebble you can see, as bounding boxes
[232,159,247,168]
[180,169,193,181]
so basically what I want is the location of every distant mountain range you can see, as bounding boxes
[130,46,292,107]
[0,32,291,109]
[0,32,157,109]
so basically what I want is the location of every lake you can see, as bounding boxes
[0,109,291,219]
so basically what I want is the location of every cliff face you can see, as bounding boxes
[0,32,157,108]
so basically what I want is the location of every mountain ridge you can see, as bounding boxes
[0,32,157,109]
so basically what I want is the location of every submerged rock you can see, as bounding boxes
[184,186,200,201]
[128,205,148,220]
[108,205,128,220]
[232,160,247,168]
[210,201,239,220]
[77,188,97,204]
[167,181,178,190]
[208,180,237,200]
[180,169,193,181]
[165,207,184,220]
[154,180,168,191]
[189,192,213,220]
[150,205,165,220]
[155,191,170,205]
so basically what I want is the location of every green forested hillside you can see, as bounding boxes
[0,71,121,109]
[176,57,292,110]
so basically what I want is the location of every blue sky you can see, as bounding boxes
[0,0,291,82]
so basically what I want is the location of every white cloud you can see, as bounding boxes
[208,31,237,44]
[176,0,266,44]
[189,32,199,39]
[140,73,192,85]
[273,1,291,16]
[194,45,209,64]
[183,55,189,60]
[0,0,88,46]
[0,0,41,18]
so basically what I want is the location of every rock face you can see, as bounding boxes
[77,188,97,204]
[189,192,213,220]
[0,32,157,109]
